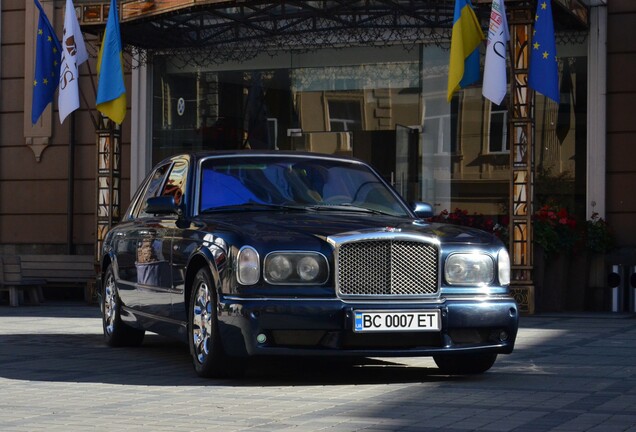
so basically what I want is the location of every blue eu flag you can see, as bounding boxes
[32,0,62,124]
[528,0,559,103]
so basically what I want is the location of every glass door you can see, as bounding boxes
[395,124,419,202]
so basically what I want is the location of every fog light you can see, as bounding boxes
[256,333,267,344]
[499,331,508,342]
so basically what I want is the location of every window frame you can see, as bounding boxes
[131,163,172,219]
[485,102,509,155]
[323,93,366,132]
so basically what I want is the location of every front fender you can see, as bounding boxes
[177,240,228,322]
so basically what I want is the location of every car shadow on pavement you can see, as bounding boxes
[0,302,101,318]
[0,332,468,387]
[242,357,465,386]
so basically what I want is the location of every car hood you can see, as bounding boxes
[195,211,496,247]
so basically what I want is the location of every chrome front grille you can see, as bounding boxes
[336,239,439,297]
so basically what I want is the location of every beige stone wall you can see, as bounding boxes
[0,0,131,255]
[607,1,636,246]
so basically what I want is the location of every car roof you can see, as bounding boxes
[156,150,366,167]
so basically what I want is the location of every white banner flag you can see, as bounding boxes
[483,0,509,105]
[58,0,88,123]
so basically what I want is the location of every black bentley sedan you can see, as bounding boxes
[98,151,518,378]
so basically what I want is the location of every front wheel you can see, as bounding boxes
[102,264,145,347]
[189,267,245,378]
[433,353,498,375]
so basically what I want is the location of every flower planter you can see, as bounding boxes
[566,251,589,311]
[586,253,606,311]
[534,245,569,312]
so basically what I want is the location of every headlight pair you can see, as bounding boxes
[444,248,510,286]
[237,247,328,285]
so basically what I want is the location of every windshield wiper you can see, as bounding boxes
[306,203,392,216]
[202,202,396,216]
[201,202,306,213]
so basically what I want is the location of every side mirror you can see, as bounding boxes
[411,202,434,219]
[145,196,182,216]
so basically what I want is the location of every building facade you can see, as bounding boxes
[1,0,633,310]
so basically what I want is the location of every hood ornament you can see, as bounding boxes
[384,227,402,233]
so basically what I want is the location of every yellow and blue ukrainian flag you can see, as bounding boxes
[528,0,559,103]
[447,0,484,102]
[31,0,62,124]
[96,0,126,124]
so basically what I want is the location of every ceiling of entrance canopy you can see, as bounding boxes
[78,0,589,65]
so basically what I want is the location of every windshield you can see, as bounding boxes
[199,156,409,216]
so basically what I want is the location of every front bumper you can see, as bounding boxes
[217,295,518,358]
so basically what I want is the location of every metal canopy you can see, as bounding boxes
[82,0,585,50]
[116,1,458,50]
[79,0,587,62]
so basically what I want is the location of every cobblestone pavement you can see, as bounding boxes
[0,302,635,432]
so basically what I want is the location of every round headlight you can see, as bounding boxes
[297,256,320,281]
[237,246,259,285]
[265,255,293,282]
[445,253,494,285]
[446,260,467,281]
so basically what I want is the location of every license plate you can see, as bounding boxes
[353,310,441,332]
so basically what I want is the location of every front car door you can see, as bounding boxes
[114,160,184,323]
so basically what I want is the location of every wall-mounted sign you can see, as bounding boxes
[80,0,229,25]
[177,98,185,117]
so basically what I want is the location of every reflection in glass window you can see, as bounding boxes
[149,44,587,228]
[327,100,362,131]
[488,104,509,153]
[135,164,170,218]
[421,96,458,155]
[162,161,188,205]
[199,157,408,216]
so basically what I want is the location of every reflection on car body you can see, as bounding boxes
[98,151,518,378]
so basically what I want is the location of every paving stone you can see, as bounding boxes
[0,303,635,431]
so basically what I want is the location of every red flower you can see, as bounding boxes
[533,204,580,254]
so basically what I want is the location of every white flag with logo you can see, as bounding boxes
[58,0,88,123]
[483,0,509,105]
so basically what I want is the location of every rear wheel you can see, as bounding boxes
[189,267,245,378]
[433,353,498,375]
[102,264,145,347]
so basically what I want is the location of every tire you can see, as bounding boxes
[433,353,498,375]
[189,267,245,378]
[102,264,145,347]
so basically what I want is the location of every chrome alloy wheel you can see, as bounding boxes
[192,280,213,364]
[103,271,117,337]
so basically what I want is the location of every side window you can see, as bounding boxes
[327,99,363,131]
[488,106,509,153]
[134,164,170,218]
[161,160,188,206]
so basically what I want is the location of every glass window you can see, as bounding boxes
[488,105,509,154]
[199,156,408,216]
[534,56,587,221]
[327,100,362,131]
[161,160,188,206]
[150,44,587,230]
[133,164,171,218]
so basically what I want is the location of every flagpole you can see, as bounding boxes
[67,111,76,255]
[80,60,99,129]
